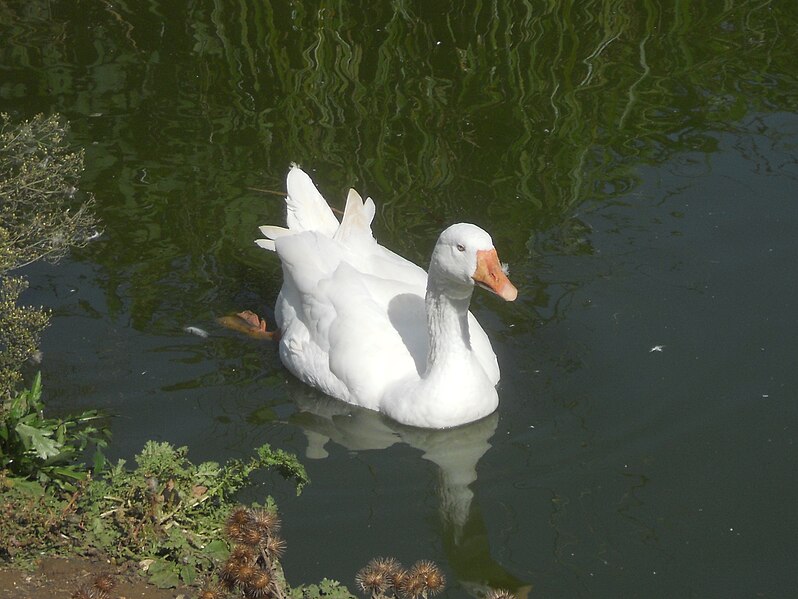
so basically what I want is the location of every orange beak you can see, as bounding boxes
[473,249,518,301]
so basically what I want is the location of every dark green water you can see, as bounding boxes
[3,1,798,596]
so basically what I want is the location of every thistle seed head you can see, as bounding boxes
[369,556,403,578]
[229,544,257,566]
[409,560,445,596]
[264,534,286,559]
[251,508,281,536]
[92,574,115,593]
[236,563,258,588]
[397,569,427,599]
[355,563,390,595]
[225,507,259,544]
[228,506,252,526]
[197,583,227,599]
[219,562,239,591]
[244,569,273,598]
[70,585,94,599]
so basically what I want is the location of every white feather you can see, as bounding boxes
[285,166,339,235]
[255,239,276,251]
[259,225,290,239]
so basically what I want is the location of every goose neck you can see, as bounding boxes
[424,279,473,375]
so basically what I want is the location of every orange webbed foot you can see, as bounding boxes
[217,310,280,341]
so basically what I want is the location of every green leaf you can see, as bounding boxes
[50,466,88,481]
[203,539,229,561]
[55,423,67,444]
[15,422,60,459]
[147,559,181,589]
[8,392,30,420]
[195,461,221,481]
[93,448,106,472]
[7,477,45,496]
[30,371,42,400]
[179,564,197,585]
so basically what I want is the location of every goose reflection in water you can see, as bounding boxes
[287,387,529,597]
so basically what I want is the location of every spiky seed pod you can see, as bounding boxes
[374,556,405,590]
[242,525,265,547]
[228,519,265,546]
[244,568,273,598]
[409,560,445,596]
[197,583,227,599]
[368,556,402,578]
[70,585,93,599]
[486,590,516,599]
[391,568,408,593]
[397,568,426,599]
[410,560,437,577]
[251,508,281,536]
[225,507,258,544]
[219,562,239,591]
[229,544,257,566]
[355,563,390,595]
[228,506,252,526]
[225,520,244,542]
[264,534,286,559]
[425,571,445,596]
[71,586,109,599]
[236,563,258,588]
[92,574,116,593]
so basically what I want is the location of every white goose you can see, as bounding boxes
[256,166,517,429]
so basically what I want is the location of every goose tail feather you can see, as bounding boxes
[285,164,340,236]
[255,164,341,251]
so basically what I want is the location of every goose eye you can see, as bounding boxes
[456,243,466,252]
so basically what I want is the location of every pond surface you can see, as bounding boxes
[3,1,798,597]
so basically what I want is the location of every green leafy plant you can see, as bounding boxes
[289,579,356,599]
[0,372,109,492]
[0,438,309,583]
[0,471,79,560]
[81,441,308,588]
[0,375,310,587]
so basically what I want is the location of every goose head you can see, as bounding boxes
[428,223,518,301]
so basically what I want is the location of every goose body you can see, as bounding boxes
[256,166,517,429]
